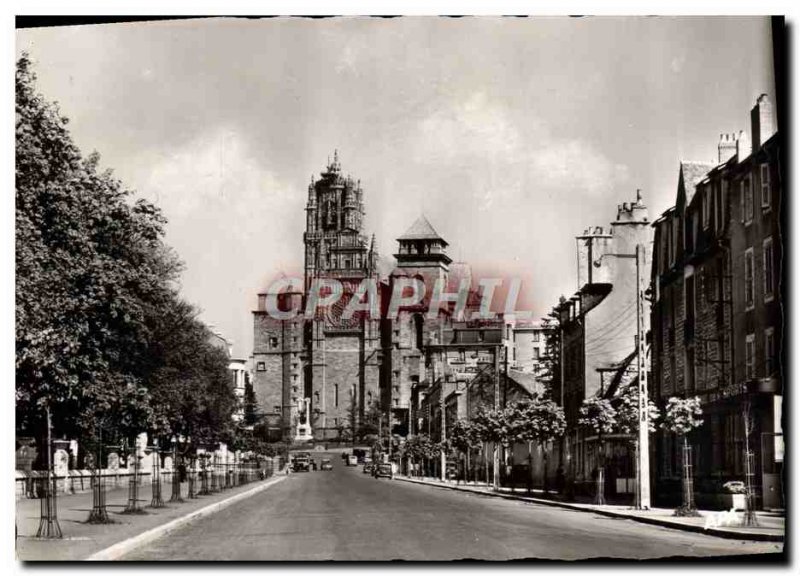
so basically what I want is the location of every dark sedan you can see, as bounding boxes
[374,463,394,479]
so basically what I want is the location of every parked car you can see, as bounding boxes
[374,463,394,479]
[292,453,311,472]
[320,458,333,471]
[362,463,373,474]
[347,455,358,466]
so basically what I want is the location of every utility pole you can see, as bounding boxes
[558,308,572,496]
[635,243,651,510]
[493,345,500,491]
[387,412,392,464]
[593,242,651,509]
[440,374,446,482]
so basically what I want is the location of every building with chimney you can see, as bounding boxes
[552,191,652,497]
[650,94,783,509]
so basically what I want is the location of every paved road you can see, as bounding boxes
[125,456,782,561]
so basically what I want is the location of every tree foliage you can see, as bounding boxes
[578,398,617,436]
[449,419,481,455]
[511,396,567,447]
[661,396,703,437]
[242,373,260,428]
[537,315,561,398]
[404,434,436,461]
[16,54,236,456]
[613,379,660,438]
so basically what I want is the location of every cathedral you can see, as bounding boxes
[251,152,464,442]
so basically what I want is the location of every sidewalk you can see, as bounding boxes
[395,475,784,542]
[16,473,286,561]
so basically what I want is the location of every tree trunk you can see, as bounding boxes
[680,435,697,514]
[484,443,489,488]
[527,441,533,495]
[492,442,499,491]
[594,436,605,505]
[542,446,549,495]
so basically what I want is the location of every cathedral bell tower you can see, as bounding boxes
[301,151,381,442]
[303,150,375,291]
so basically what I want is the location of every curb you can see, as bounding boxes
[395,476,784,543]
[86,474,287,561]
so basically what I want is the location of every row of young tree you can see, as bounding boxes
[579,383,703,509]
[539,304,711,511]
[16,54,240,466]
[398,380,704,510]
[401,394,567,489]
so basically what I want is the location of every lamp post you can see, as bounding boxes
[593,243,651,509]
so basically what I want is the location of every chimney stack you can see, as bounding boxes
[718,133,737,164]
[751,93,775,153]
[736,129,751,163]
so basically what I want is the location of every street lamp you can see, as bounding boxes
[593,243,651,510]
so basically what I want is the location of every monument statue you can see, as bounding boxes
[294,397,313,441]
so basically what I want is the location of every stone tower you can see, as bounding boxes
[302,152,381,439]
[303,150,376,289]
[385,215,454,435]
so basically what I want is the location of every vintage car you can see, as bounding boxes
[373,463,394,479]
[320,458,333,470]
[292,453,311,472]
[362,463,374,474]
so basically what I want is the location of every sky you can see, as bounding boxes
[15,16,776,358]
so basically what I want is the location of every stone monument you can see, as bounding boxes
[294,397,313,441]
[53,449,69,477]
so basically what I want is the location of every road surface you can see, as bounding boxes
[124,455,782,561]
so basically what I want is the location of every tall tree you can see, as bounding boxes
[513,396,566,494]
[242,373,260,428]
[473,406,517,490]
[449,419,480,483]
[16,54,237,461]
[16,53,165,451]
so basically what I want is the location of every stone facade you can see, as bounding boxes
[650,94,783,509]
[252,154,549,446]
